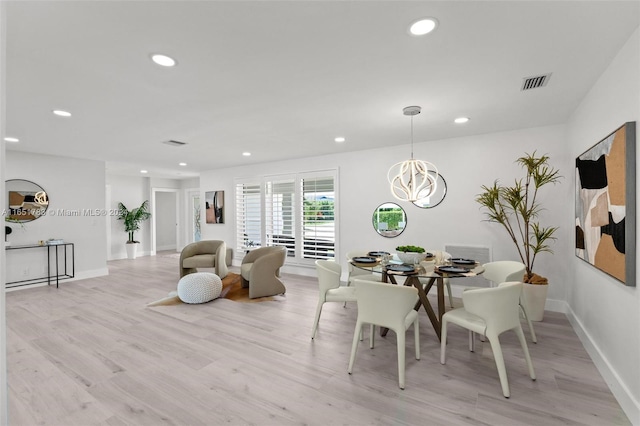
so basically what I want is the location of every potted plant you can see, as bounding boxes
[116,200,151,259]
[476,152,561,320]
[395,245,426,264]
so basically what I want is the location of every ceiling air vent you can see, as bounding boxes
[162,140,187,147]
[521,73,551,91]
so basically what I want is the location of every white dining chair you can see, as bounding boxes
[344,250,383,307]
[419,249,454,308]
[312,260,358,339]
[440,282,536,398]
[482,261,536,343]
[348,279,420,389]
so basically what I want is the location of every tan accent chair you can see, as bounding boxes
[240,246,286,299]
[179,240,228,279]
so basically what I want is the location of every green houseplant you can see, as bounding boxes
[476,152,562,284]
[476,152,561,321]
[117,200,151,259]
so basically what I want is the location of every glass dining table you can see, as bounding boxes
[350,256,485,341]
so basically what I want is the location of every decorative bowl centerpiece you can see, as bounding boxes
[396,245,426,264]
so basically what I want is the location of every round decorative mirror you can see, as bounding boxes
[412,172,447,209]
[372,202,406,237]
[6,179,49,222]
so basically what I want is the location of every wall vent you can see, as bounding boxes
[444,244,492,288]
[162,140,187,147]
[521,73,551,91]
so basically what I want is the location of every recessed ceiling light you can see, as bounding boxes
[454,117,470,124]
[4,137,19,143]
[140,170,148,174]
[409,18,439,36]
[334,137,346,143]
[151,54,176,67]
[52,109,71,117]
[242,152,251,157]
[179,162,187,166]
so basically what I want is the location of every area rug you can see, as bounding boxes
[146,272,284,306]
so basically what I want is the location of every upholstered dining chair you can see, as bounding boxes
[312,260,358,339]
[440,282,536,398]
[344,250,383,307]
[240,245,287,299]
[348,279,420,390]
[179,240,228,279]
[482,261,536,343]
[419,249,454,308]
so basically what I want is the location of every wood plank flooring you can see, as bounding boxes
[5,252,629,425]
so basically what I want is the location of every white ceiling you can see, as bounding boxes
[4,1,639,179]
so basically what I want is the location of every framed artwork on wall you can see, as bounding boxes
[205,190,224,224]
[575,121,636,286]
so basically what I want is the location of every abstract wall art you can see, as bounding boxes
[205,190,224,224]
[575,122,636,286]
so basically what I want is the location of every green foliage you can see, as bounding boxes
[117,200,151,243]
[476,152,561,282]
[395,245,425,253]
[303,199,334,223]
[373,209,404,230]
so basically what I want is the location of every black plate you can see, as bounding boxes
[352,256,377,264]
[438,266,469,274]
[368,251,390,257]
[424,252,434,258]
[451,258,475,265]
[386,264,415,273]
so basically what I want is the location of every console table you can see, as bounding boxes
[5,242,75,288]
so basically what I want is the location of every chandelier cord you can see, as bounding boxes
[410,115,414,159]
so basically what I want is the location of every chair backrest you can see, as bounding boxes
[353,280,418,330]
[482,261,526,284]
[183,240,224,256]
[316,260,342,293]
[462,282,522,334]
[346,250,375,278]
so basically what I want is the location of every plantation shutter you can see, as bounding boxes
[301,175,335,259]
[235,181,262,251]
[265,178,296,256]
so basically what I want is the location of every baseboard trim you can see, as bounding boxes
[566,305,639,425]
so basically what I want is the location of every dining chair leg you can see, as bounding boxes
[369,324,375,349]
[520,302,537,343]
[468,330,475,352]
[414,319,420,360]
[487,334,510,398]
[397,330,406,389]
[515,326,536,381]
[440,319,448,364]
[311,301,324,339]
[348,321,362,375]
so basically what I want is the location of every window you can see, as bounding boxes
[235,170,337,265]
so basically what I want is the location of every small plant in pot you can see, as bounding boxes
[396,245,426,264]
[116,200,151,259]
[476,152,562,320]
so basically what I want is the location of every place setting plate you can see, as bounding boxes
[385,264,415,273]
[368,251,390,257]
[451,258,476,265]
[437,265,470,274]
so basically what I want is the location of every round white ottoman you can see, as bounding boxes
[177,272,223,304]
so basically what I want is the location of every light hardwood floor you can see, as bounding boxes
[6,253,629,425]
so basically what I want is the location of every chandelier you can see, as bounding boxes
[387,106,439,202]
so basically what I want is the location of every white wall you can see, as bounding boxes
[106,174,151,259]
[566,28,640,424]
[5,151,108,281]
[155,191,177,251]
[200,123,571,303]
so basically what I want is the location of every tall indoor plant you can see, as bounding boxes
[476,152,561,319]
[117,200,151,259]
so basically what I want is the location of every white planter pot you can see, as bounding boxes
[126,243,138,259]
[522,282,548,321]
[397,252,425,265]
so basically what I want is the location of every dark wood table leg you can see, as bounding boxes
[410,276,442,341]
